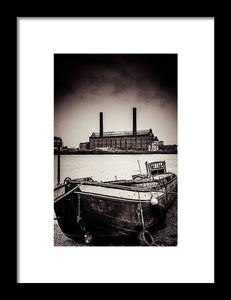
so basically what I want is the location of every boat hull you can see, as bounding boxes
[54,175,177,242]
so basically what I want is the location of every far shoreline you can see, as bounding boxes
[54,150,177,155]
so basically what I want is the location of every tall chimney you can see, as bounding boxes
[133,107,137,136]
[100,112,103,137]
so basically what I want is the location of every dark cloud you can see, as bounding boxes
[112,76,132,94]
[54,54,177,102]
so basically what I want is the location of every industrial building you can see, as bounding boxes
[88,108,163,151]
[79,142,90,150]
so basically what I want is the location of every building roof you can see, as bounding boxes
[79,142,89,145]
[90,129,153,138]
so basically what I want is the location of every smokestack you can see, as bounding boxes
[133,107,137,136]
[100,112,103,137]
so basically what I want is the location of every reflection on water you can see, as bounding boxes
[54,154,177,186]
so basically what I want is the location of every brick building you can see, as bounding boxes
[89,108,161,151]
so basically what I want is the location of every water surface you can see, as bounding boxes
[54,154,177,186]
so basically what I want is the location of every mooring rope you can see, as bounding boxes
[138,191,145,230]
[138,190,157,246]
[77,193,81,223]
[54,185,80,204]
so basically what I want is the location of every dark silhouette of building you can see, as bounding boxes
[89,108,160,150]
[79,142,90,150]
[54,136,63,149]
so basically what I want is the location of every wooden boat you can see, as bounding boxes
[54,161,177,246]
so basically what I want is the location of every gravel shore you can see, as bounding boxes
[54,199,177,246]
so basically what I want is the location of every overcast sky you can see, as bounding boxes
[54,54,177,147]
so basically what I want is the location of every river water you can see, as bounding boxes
[54,154,177,186]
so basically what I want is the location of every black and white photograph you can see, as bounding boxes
[54,54,178,246]
[18,17,215,283]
